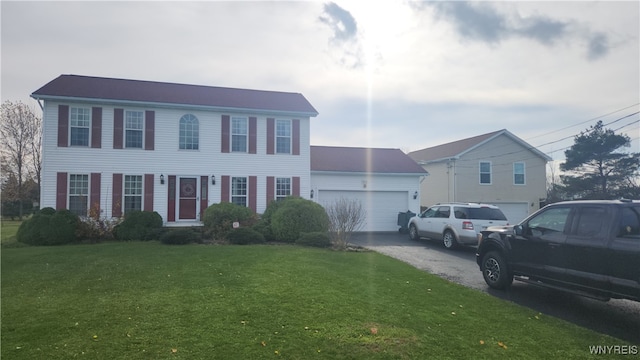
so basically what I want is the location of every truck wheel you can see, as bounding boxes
[481,251,513,289]
[442,230,458,249]
[409,224,419,241]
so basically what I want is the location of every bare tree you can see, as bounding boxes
[326,197,366,249]
[0,101,41,218]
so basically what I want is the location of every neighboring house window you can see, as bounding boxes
[124,175,143,213]
[276,178,291,201]
[514,162,525,185]
[179,114,199,150]
[70,107,91,146]
[276,120,291,154]
[125,110,144,148]
[231,177,247,207]
[69,174,89,216]
[231,117,248,152]
[479,161,492,184]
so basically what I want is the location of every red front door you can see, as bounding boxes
[179,177,197,220]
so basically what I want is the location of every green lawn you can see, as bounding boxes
[1,220,23,247]
[1,242,632,359]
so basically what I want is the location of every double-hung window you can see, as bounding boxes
[514,162,525,185]
[231,177,248,207]
[69,174,89,216]
[124,175,143,213]
[479,161,492,185]
[70,107,91,146]
[276,178,291,201]
[179,114,199,150]
[276,120,291,154]
[125,111,144,148]
[231,117,248,152]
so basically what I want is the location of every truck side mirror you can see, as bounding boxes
[514,225,524,236]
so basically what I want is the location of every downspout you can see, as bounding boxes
[451,158,456,202]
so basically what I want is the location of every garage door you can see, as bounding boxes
[495,202,529,224]
[318,190,409,232]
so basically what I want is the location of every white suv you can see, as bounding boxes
[408,203,508,249]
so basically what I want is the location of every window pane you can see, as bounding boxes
[480,162,491,184]
[276,178,291,200]
[179,114,199,150]
[276,120,291,154]
[125,111,144,148]
[231,117,247,152]
[124,175,143,214]
[231,177,247,207]
[69,174,88,216]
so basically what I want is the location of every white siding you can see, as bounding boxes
[41,101,312,222]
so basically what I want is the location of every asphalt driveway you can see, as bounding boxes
[349,231,640,344]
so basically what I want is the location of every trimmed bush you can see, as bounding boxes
[16,209,79,246]
[227,227,265,245]
[203,202,256,241]
[114,211,163,241]
[256,197,297,241]
[271,197,329,243]
[160,228,200,245]
[296,232,331,248]
[39,207,56,216]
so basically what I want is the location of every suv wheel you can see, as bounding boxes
[442,230,458,249]
[481,251,513,289]
[409,224,419,241]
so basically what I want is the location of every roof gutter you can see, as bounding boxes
[29,94,319,118]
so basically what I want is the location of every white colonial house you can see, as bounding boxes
[31,75,318,225]
[31,75,426,231]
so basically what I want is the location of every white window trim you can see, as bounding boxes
[513,162,526,185]
[275,177,292,201]
[68,173,89,216]
[231,116,248,153]
[69,107,91,147]
[479,161,492,185]
[275,119,292,154]
[179,114,200,151]
[124,110,145,149]
[123,174,144,214]
[231,176,248,207]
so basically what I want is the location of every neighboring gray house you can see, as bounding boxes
[408,129,552,223]
[311,146,428,231]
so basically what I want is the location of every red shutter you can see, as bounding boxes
[113,109,123,149]
[90,173,101,215]
[200,175,208,219]
[266,118,275,154]
[91,107,102,148]
[167,175,176,222]
[221,176,230,202]
[58,105,69,147]
[249,176,257,213]
[249,117,257,154]
[221,115,230,153]
[112,174,122,217]
[145,110,155,150]
[266,176,275,205]
[56,172,67,210]
[144,174,154,212]
[292,119,300,155]
[293,177,300,197]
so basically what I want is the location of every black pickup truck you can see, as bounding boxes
[476,200,639,302]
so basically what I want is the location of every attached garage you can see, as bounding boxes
[494,202,530,224]
[318,190,409,232]
[310,146,427,232]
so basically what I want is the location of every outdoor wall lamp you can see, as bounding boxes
[310,189,314,199]
[211,175,216,185]
[160,174,165,185]
[413,191,418,199]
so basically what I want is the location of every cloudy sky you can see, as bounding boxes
[2,1,638,165]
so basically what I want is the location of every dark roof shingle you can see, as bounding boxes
[311,146,427,174]
[31,74,318,116]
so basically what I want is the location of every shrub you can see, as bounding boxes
[271,198,329,243]
[203,202,256,241]
[296,232,331,248]
[114,211,163,241]
[160,228,200,245]
[256,198,293,241]
[226,227,265,245]
[39,207,56,216]
[16,209,79,246]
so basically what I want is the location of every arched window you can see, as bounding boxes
[179,114,199,150]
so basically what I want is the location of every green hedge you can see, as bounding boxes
[114,211,163,241]
[160,228,201,245]
[203,202,256,241]
[16,208,79,246]
[296,232,331,248]
[271,198,329,243]
[227,227,265,245]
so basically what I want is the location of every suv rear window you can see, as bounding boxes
[454,207,507,221]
